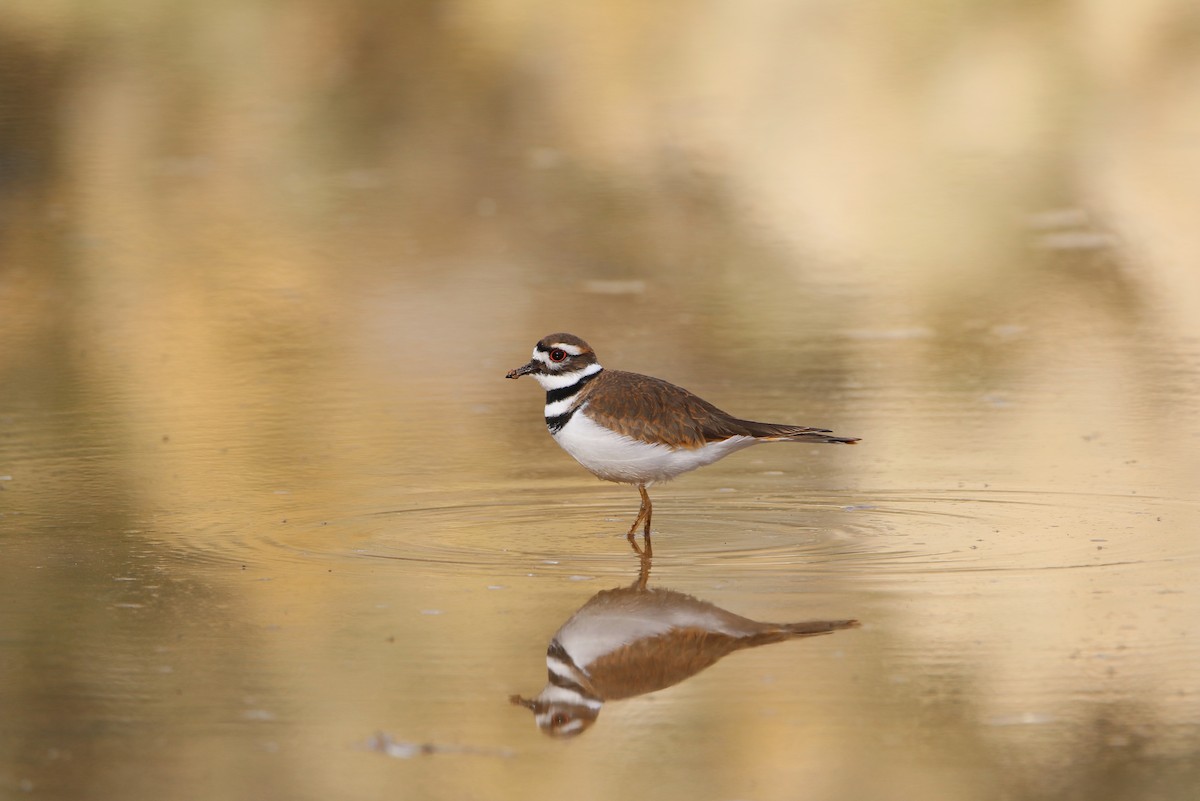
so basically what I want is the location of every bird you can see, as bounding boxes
[505,333,859,553]
[510,555,859,737]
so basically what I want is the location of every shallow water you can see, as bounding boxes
[3,3,1200,800]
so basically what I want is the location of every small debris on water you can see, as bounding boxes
[365,732,515,759]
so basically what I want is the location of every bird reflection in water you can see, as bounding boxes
[510,554,859,737]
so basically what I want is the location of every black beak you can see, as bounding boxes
[509,694,542,712]
[506,361,537,379]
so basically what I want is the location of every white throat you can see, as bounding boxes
[532,361,603,391]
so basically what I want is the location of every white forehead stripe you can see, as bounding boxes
[532,340,588,367]
[531,342,585,363]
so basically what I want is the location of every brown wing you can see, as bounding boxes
[581,370,744,447]
[583,629,750,700]
[583,370,858,448]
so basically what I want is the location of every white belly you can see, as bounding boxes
[552,408,757,485]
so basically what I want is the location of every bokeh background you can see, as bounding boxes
[2,2,1199,800]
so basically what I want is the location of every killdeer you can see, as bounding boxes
[506,333,859,552]
[511,556,859,737]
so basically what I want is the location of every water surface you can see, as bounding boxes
[2,3,1199,800]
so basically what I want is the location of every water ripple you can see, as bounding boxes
[315,485,1200,584]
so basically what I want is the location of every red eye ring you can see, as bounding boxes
[549,348,568,362]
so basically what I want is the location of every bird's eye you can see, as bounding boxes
[549,349,568,362]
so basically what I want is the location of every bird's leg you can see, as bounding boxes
[626,484,653,557]
[640,484,652,538]
[632,548,652,591]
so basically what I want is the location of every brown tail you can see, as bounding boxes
[781,619,860,637]
[738,618,860,649]
[740,421,860,444]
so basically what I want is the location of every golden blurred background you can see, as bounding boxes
[2,2,1199,800]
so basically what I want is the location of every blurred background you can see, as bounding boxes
[2,2,1198,800]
